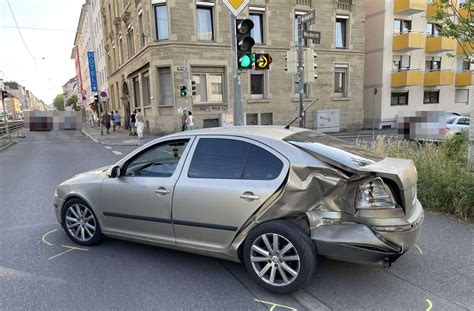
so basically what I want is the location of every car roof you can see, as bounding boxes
[166,126,309,141]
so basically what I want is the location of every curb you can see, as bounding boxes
[80,129,100,144]
[0,136,25,152]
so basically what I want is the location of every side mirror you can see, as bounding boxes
[110,166,120,178]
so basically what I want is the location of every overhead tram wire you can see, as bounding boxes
[0,25,77,33]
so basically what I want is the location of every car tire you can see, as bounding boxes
[62,198,103,246]
[243,220,317,294]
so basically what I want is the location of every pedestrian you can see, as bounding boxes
[88,111,94,128]
[186,110,194,131]
[136,109,145,139]
[110,111,115,131]
[114,110,122,132]
[102,111,111,134]
[129,110,137,136]
[181,109,187,132]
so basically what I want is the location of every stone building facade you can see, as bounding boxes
[100,0,364,134]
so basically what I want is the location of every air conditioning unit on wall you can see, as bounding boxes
[313,109,341,133]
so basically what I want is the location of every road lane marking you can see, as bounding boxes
[41,229,57,246]
[426,299,433,311]
[415,244,424,254]
[254,299,297,311]
[61,245,88,251]
[48,248,75,260]
[105,146,112,149]
[48,246,88,260]
[112,151,123,155]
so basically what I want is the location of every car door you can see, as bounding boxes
[172,136,290,250]
[101,138,194,243]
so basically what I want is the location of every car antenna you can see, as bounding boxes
[285,98,319,129]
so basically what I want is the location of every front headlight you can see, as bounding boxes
[356,177,397,209]
[54,187,59,197]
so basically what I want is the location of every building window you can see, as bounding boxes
[294,82,310,98]
[334,64,348,97]
[119,38,124,64]
[158,67,172,106]
[138,12,145,47]
[261,113,273,125]
[192,67,224,104]
[196,4,214,41]
[127,27,135,58]
[394,19,412,34]
[246,113,258,125]
[203,119,219,128]
[116,82,120,109]
[110,84,115,110]
[250,72,265,99]
[335,16,349,48]
[455,89,469,103]
[154,2,169,40]
[426,23,441,37]
[426,57,441,71]
[391,92,409,106]
[424,90,440,104]
[457,59,471,71]
[250,9,264,44]
[294,13,308,46]
[142,72,150,106]
[393,55,411,71]
[133,76,140,107]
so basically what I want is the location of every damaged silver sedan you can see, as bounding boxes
[54,127,423,294]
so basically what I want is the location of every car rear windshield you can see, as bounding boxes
[446,117,456,125]
[283,130,384,167]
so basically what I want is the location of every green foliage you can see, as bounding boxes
[359,134,473,221]
[66,94,80,111]
[52,94,64,111]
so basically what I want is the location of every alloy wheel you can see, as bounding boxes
[64,204,97,242]
[250,233,301,286]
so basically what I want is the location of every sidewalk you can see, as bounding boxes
[81,125,158,146]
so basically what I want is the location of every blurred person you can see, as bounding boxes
[129,110,137,136]
[186,111,194,131]
[114,110,122,133]
[102,111,111,134]
[136,109,145,139]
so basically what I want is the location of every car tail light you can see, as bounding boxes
[356,177,397,209]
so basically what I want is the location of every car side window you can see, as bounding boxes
[188,138,283,180]
[125,140,189,177]
[457,118,469,126]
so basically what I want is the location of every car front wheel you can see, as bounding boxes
[243,220,316,294]
[62,198,103,246]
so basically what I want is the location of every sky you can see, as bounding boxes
[0,0,84,104]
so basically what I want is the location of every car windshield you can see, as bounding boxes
[446,117,457,124]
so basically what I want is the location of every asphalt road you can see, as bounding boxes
[0,130,472,310]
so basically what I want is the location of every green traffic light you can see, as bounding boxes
[239,54,252,68]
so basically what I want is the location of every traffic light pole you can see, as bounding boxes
[231,15,244,126]
[297,16,306,128]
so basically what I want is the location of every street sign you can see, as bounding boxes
[87,51,98,92]
[301,10,316,25]
[176,66,186,72]
[223,0,250,17]
[303,30,321,44]
[255,54,273,70]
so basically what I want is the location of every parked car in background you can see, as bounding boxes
[446,116,470,137]
[54,127,424,294]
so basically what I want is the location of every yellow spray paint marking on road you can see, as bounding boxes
[41,229,57,246]
[254,299,297,311]
[425,299,433,311]
[48,246,88,260]
[415,244,424,254]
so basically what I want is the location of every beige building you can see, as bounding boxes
[100,0,365,134]
[364,0,473,129]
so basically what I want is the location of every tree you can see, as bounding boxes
[66,94,80,111]
[52,94,64,111]
[430,0,473,170]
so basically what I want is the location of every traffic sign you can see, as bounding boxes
[303,30,321,44]
[223,0,250,17]
[301,10,315,25]
[255,54,272,70]
[176,66,186,72]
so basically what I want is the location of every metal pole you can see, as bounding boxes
[298,16,305,128]
[231,15,244,126]
[372,88,377,141]
[1,96,10,139]
[98,95,103,136]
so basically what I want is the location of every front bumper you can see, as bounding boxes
[311,204,424,266]
[53,195,64,224]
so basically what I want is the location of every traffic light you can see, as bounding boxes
[1,90,7,99]
[180,85,187,97]
[285,50,298,74]
[236,19,255,70]
[93,94,99,103]
[255,54,273,70]
[187,80,197,97]
[304,48,318,83]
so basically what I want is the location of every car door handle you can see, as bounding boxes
[155,187,170,195]
[240,192,260,201]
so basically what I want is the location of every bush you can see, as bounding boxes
[358,133,473,221]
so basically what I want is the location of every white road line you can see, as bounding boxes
[41,229,57,246]
[104,146,112,149]
[415,244,424,254]
[112,151,123,155]
[48,248,75,260]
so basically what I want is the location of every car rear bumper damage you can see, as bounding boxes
[310,206,424,267]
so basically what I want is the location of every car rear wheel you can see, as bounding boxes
[243,220,316,294]
[62,199,102,246]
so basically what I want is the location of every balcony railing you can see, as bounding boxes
[457,41,474,55]
[296,0,312,6]
[424,70,455,86]
[427,0,456,17]
[394,0,426,15]
[392,70,424,87]
[455,71,474,86]
[336,0,353,10]
[393,32,425,51]
[425,36,457,53]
